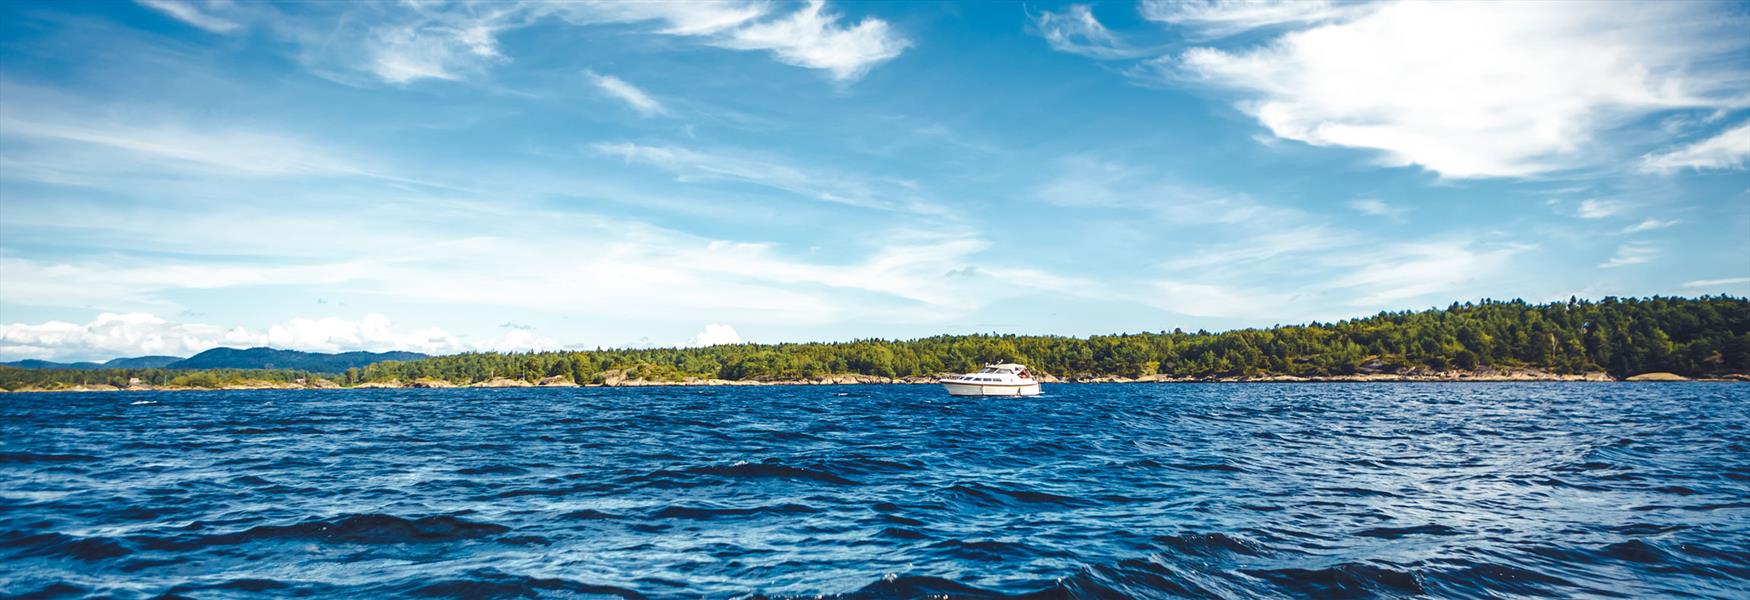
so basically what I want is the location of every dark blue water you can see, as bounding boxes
[3,384,1748,599]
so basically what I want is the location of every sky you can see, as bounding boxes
[0,0,1748,362]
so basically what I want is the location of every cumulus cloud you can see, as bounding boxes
[1161,1,1750,178]
[682,324,742,348]
[0,313,555,362]
[587,71,667,117]
[1641,121,1750,174]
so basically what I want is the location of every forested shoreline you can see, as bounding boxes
[3,296,1747,391]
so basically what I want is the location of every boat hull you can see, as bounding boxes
[940,381,1041,396]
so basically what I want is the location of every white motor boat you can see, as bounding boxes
[939,363,1042,396]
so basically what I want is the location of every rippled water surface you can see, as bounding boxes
[3,384,1748,598]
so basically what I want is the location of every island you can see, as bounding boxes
[3,296,1745,392]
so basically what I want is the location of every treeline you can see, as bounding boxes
[3,296,1745,391]
[0,367,320,391]
[351,296,1750,384]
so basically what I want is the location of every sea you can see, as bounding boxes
[2,383,1747,599]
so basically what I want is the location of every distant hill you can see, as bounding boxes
[100,356,184,369]
[3,349,424,373]
[1,359,103,370]
[2,356,183,370]
[167,347,427,372]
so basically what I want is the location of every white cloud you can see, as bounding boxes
[1325,242,1530,306]
[366,24,488,84]
[547,1,769,36]
[136,0,242,34]
[1641,121,1750,174]
[0,90,426,186]
[682,324,742,348]
[1036,156,1279,224]
[593,141,943,214]
[1346,198,1407,220]
[1620,218,1678,234]
[1143,240,1533,319]
[1148,281,1291,319]
[1600,243,1658,268]
[1029,5,1144,60]
[711,0,909,81]
[1577,199,1624,219]
[282,1,906,85]
[1682,277,1750,288]
[586,71,667,117]
[1164,226,1354,270]
[0,312,555,362]
[1166,1,1750,178]
[1140,0,1366,38]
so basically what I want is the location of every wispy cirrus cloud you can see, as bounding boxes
[1620,218,1678,234]
[710,0,910,81]
[1144,241,1533,318]
[593,141,944,214]
[135,0,242,34]
[1600,243,1658,268]
[1347,198,1407,221]
[0,88,447,191]
[276,0,907,86]
[1139,0,1368,39]
[1641,121,1750,174]
[1577,199,1625,220]
[1682,277,1750,289]
[1035,156,1280,225]
[586,71,667,117]
[1027,5,1146,60]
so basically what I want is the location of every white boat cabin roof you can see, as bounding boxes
[978,363,1029,372]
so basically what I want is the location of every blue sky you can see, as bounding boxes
[1,0,1747,361]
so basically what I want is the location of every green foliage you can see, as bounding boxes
[351,296,1749,384]
[4,296,1745,391]
[0,367,320,391]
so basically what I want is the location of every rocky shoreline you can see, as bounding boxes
[4,369,1745,393]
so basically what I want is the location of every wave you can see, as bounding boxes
[392,568,645,599]
[650,503,820,520]
[925,539,1065,562]
[0,452,98,464]
[1242,563,1427,596]
[1,531,131,562]
[1353,524,1462,539]
[1150,532,1268,558]
[836,574,1011,599]
[140,514,511,549]
[943,482,1089,508]
[681,462,860,485]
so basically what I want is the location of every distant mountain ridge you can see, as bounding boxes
[1,356,183,370]
[2,348,426,373]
